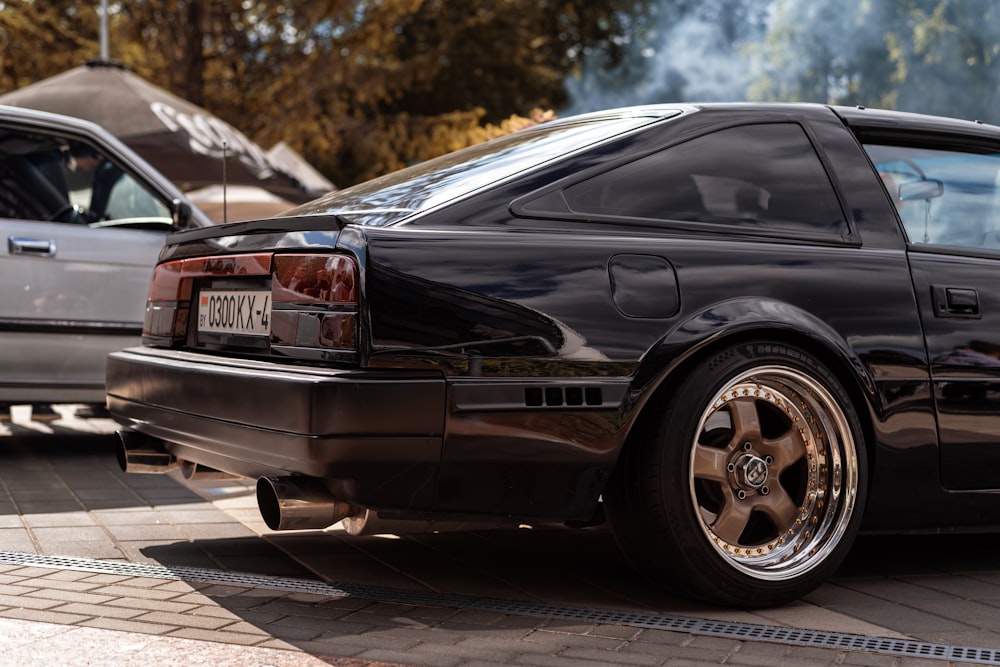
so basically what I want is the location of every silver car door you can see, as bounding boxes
[0,136,172,403]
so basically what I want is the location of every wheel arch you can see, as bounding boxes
[617,298,879,479]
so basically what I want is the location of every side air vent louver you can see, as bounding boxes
[524,386,603,408]
[450,381,625,414]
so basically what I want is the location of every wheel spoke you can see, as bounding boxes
[754,485,800,531]
[711,494,753,544]
[761,430,805,476]
[692,443,730,483]
[727,399,761,447]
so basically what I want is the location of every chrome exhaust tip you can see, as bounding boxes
[180,461,240,481]
[115,430,179,474]
[256,476,355,531]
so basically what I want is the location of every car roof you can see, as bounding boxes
[605,101,1000,137]
[832,104,1000,137]
[0,103,125,138]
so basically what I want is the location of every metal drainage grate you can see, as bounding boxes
[2,549,999,665]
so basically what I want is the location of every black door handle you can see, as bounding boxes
[932,285,981,318]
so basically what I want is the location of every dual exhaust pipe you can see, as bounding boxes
[255,476,355,531]
[115,431,234,481]
[116,430,499,535]
[115,430,355,532]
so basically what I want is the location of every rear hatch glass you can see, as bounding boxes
[283,108,684,227]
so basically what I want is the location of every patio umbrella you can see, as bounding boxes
[0,59,316,204]
[185,184,297,224]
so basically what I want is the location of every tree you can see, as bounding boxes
[562,0,771,113]
[746,0,1000,124]
[210,0,652,184]
[1,1,651,187]
[0,2,98,89]
[744,0,899,107]
[889,0,1000,122]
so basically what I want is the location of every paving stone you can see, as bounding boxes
[29,526,115,543]
[54,601,147,620]
[5,566,61,579]
[368,624,479,646]
[92,584,187,601]
[151,579,197,594]
[620,640,732,662]
[35,541,124,560]
[23,587,115,605]
[250,619,333,642]
[30,577,102,593]
[103,597,199,615]
[0,592,62,610]
[407,641,522,663]
[10,500,83,514]
[205,620,277,638]
[0,529,37,552]
[39,569,99,582]
[514,653,638,667]
[180,523,258,540]
[559,646,664,665]
[632,628,690,646]
[132,609,236,630]
[2,606,93,626]
[357,647,464,667]
[210,608,286,628]
[827,603,975,634]
[840,651,906,666]
[102,523,189,541]
[0,582,37,596]
[22,512,100,528]
[587,623,644,640]
[80,616,185,636]
[165,626,271,646]
[255,598,355,619]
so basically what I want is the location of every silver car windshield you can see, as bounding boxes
[282,109,682,226]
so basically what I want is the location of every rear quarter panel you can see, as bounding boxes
[358,220,935,521]
[351,108,955,526]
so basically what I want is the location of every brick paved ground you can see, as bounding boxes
[0,561,962,667]
[1,405,1000,666]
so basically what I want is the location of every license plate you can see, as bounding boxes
[198,290,271,335]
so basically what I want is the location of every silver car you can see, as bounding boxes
[0,105,211,419]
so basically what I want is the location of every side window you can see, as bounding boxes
[865,143,1000,250]
[0,132,170,227]
[556,123,847,235]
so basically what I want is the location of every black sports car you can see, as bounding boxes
[107,103,1000,607]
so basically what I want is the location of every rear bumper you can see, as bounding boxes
[106,347,445,508]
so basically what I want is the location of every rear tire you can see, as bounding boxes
[605,341,866,607]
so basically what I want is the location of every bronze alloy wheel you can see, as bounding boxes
[605,341,867,607]
[690,365,858,582]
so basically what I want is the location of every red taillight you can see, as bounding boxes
[143,252,359,357]
[270,255,358,353]
[143,259,193,341]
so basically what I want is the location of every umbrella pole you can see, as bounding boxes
[99,0,109,60]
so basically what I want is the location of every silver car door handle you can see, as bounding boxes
[8,236,56,257]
